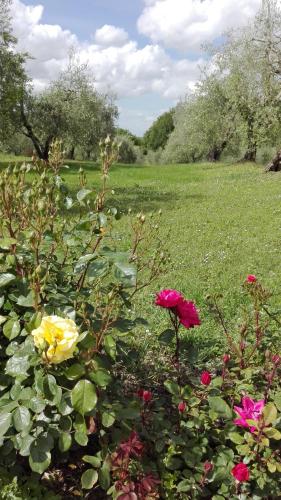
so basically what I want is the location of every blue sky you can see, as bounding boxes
[12,0,261,136]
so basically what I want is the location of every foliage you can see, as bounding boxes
[163,1,281,164]
[20,60,118,160]
[143,110,175,152]
[0,466,59,499]
[115,133,137,164]
[0,139,167,496]
[109,279,281,498]
[116,128,142,147]
[0,0,27,145]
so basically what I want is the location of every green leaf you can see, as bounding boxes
[87,260,109,280]
[29,443,51,474]
[5,355,30,378]
[29,397,46,414]
[102,411,115,428]
[164,380,180,396]
[81,469,98,490]
[0,315,7,325]
[209,397,233,419]
[3,319,21,340]
[228,432,245,444]
[99,460,111,491]
[90,369,112,388]
[13,406,31,432]
[273,391,281,411]
[0,238,17,250]
[158,329,174,344]
[104,336,116,359]
[65,364,85,381]
[114,262,137,288]
[177,479,190,493]
[77,189,92,203]
[16,293,34,308]
[43,374,58,400]
[0,273,16,288]
[58,432,72,452]
[263,403,277,426]
[74,431,88,446]
[71,380,97,415]
[0,413,12,438]
[19,434,35,457]
[74,254,96,273]
[82,455,101,468]
[264,427,281,440]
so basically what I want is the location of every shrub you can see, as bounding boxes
[0,140,281,498]
[0,138,166,496]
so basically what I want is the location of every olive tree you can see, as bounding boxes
[0,0,27,145]
[20,62,118,160]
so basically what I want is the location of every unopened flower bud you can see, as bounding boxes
[223,354,231,364]
[204,461,213,473]
[178,401,186,413]
[272,354,281,365]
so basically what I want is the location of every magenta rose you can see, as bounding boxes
[175,299,201,329]
[231,463,250,482]
[155,289,183,308]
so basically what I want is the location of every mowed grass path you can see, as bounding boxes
[2,155,281,358]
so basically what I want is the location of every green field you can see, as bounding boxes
[2,155,281,363]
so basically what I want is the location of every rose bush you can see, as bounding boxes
[0,140,281,498]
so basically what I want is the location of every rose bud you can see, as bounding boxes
[200,371,212,386]
[178,401,186,413]
[223,354,231,364]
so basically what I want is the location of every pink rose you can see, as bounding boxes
[234,396,265,433]
[175,299,201,329]
[155,289,183,308]
[231,463,250,482]
[200,371,212,386]
[247,274,257,283]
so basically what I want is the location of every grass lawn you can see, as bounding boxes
[1,154,281,363]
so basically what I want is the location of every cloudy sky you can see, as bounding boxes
[11,0,262,135]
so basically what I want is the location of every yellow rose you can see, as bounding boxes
[31,315,79,364]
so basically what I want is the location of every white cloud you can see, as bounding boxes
[138,0,261,51]
[11,0,202,99]
[94,25,129,47]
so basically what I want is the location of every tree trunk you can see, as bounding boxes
[243,116,257,162]
[207,141,227,162]
[265,149,281,172]
[69,145,75,160]
[20,101,50,160]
